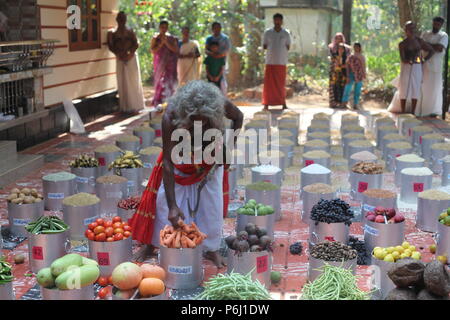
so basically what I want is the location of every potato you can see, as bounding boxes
[11,198,22,204]
[23,196,34,204]
[33,198,42,203]
[18,193,26,199]
[37,193,43,199]
[7,194,18,201]
[21,188,31,196]
[11,188,20,194]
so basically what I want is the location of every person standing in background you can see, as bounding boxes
[107,12,145,113]
[177,27,201,87]
[342,43,366,110]
[205,22,231,95]
[419,16,448,117]
[204,41,226,88]
[151,20,179,107]
[262,13,291,111]
[328,33,351,108]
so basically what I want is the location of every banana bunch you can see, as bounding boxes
[108,151,143,170]
[69,154,99,168]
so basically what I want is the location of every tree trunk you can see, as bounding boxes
[227,0,244,89]
[342,0,353,44]
[243,0,263,87]
[398,0,414,27]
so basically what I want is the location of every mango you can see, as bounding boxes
[51,253,83,277]
[55,264,100,290]
[36,267,55,288]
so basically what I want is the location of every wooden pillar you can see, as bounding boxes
[444,0,450,119]
[343,0,353,44]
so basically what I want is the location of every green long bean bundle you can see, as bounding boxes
[25,215,68,234]
[197,271,271,300]
[0,258,13,284]
[302,264,370,300]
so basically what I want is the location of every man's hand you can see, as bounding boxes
[168,206,185,228]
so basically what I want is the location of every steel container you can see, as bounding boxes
[96,179,128,216]
[159,246,204,290]
[343,135,365,158]
[133,129,155,149]
[394,159,425,187]
[7,201,44,237]
[236,213,276,238]
[385,147,413,171]
[430,148,450,174]
[349,172,383,201]
[306,133,331,145]
[308,256,357,282]
[27,230,69,273]
[399,172,433,204]
[342,126,364,136]
[347,144,375,160]
[63,202,100,241]
[88,237,132,277]
[361,193,397,224]
[421,137,444,161]
[43,175,76,211]
[370,258,396,300]
[150,121,162,138]
[278,127,298,145]
[258,152,286,173]
[310,119,330,127]
[71,167,98,194]
[116,140,140,153]
[416,197,450,233]
[307,126,330,134]
[303,144,331,154]
[436,222,450,259]
[245,187,281,221]
[251,167,282,186]
[227,165,239,200]
[140,153,159,180]
[401,120,423,138]
[412,129,433,149]
[300,170,331,191]
[302,156,331,169]
[117,207,135,222]
[301,189,335,225]
[95,151,121,177]
[363,221,405,255]
[376,127,397,149]
[227,249,272,289]
[271,144,294,168]
[0,282,14,300]
[117,168,144,197]
[375,118,395,135]
[309,222,350,246]
[348,158,377,171]
[381,138,407,158]
[442,161,450,186]
[41,285,95,300]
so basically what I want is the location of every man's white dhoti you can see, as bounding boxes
[116,54,145,113]
[151,166,224,252]
[399,63,423,101]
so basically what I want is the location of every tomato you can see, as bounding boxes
[112,216,122,223]
[114,228,124,235]
[108,276,113,285]
[104,221,113,228]
[94,225,105,235]
[85,229,94,238]
[87,232,95,241]
[112,222,123,229]
[88,222,98,231]
[98,287,111,299]
[97,276,108,287]
[105,227,114,237]
[95,218,105,226]
[113,233,124,241]
[106,237,114,242]
[123,231,132,238]
[123,225,132,232]
[95,233,107,242]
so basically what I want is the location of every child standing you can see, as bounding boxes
[204,41,226,90]
[343,42,366,109]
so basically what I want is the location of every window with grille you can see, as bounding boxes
[68,0,101,51]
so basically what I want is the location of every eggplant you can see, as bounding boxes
[225,235,237,248]
[259,235,272,250]
[236,240,250,253]
[248,234,259,246]
[245,223,257,235]
[238,230,249,241]
[256,227,267,238]
[250,245,261,252]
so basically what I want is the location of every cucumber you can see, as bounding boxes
[82,257,99,266]
[50,253,83,277]
[36,267,55,288]
[55,265,100,290]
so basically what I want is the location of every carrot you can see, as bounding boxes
[174,230,182,249]
[191,222,200,233]
[181,235,189,248]
[185,236,196,248]
[163,232,177,247]
[194,236,203,245]
[187,233,196,240]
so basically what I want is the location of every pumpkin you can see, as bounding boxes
[140,264,166,281]
[139,278,165,297]
[111,262,143,290]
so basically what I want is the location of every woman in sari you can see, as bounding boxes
[177,27,201,87]
[328,33,351,108]
[151,21,179,107]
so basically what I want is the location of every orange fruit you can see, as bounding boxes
[138,278,165,297]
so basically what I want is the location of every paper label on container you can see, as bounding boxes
[13,218,31,226]
[48,193,64,200]
[98,157,106,166]
[408,128,412,136]
[305,160,314,166]
[76,176,89,184]
[127,180,135,187]
[143,163,152,169]
[106,192,123,199]
[32,246,44,260]
[97,252,110,266]
[447,174,450,180]
[84,216,99,226]
[362,204,375,213]
[288,151,294,158]
[168,265,192,275]
[155,129,162,137]
[413,183,424,192]
[256,255,269,274]
[364,224,379,237]
[139,136,143,145]
[358,181,369,193]
[419,136,423,145]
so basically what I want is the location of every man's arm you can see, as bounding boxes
[420,38,435,62]
[224,100,243,146]
[107,31,117,55]
[399,42,409,64]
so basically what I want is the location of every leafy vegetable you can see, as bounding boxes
[0,258,13,284]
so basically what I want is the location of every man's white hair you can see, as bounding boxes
[168,80,225,130]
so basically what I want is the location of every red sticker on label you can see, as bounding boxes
[263,180,271,183]
[155,129,162,137]
[98,157,106,166]
[256,255,269,274]
[358,181,369,193]
[139,136,143,145]
[396,154,401,158]
[324,236,336,242]
[97,252,110,266]
[32,246,43,260]
[413,183,424,192]
[305,160,314,166]
[408,128,412,136]
[419,136,423,145]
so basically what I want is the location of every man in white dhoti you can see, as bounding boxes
[419,17,448,117]
[130,81,243,267]
[398,21,435,114]
[107,12,145,113]
[177,27,201,87]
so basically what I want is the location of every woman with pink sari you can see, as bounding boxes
[151,21,179,107]
[328,33,351,108]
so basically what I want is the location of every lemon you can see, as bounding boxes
[437,255,448,264]
[439,212,448,220]
[384,254,395,262]
[400,253,409,259]
[402,241,410,249]
[373,247,382,252]
[395,246,404,253]
[387,247,395,253]
[411,252,421,260]
[404,249,412,257]
[409,245,416,252]
[392,251,400,259]
[374,250,387,260]
[429,245,437,254]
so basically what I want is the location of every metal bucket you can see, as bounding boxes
[349,172,383,201]
[421,137,444,161]
[227,249,272,289]
[307,126,330,134]
[394,159,425,187]
[117,207,135,222]
[71,167,97,194]
[348,158,377,171]
[236,213,276,238]
[363,221,405,255]
[7,201,44,237]
[159,246,203,290]
[311,119,330,127]
[308,256,357,282]
[347,144,375,160]
[278,127,298,143]
[399,172,433,204]
[381,138,406,157]
[227,166,238,200]
[118,167,144,197]
[133,129,155,149]
[96,180,128,216]
[27,230,69,273]
[412,129,433,149]
[150,121,162,138]
[251,167,282,186]
[0,282,14,300]
[442,161,450,186]
[302,157,331,169]
[116,140,140,153]
[112,287,167,300]
[431,148,450,174]
[376,127,397,149]
[246,187,281,221]
[258,152,286,173]
[63,202,100,241]
[300,171,331,191]
[306,133,331,145]
[88,237,132,277]
[370,258,396,300]
[436,222,450,259]
[416,198,450,233]
[361,193,397,223]
[272,144,294,168]
[140,153,159,180]
[342,126,364,136]
[385,147,413,171]
[43,176,76,211]
[95,151,121,177]
[41,285,95,300]
[400,119,422,136]
[375,118,395,134]
[309,222,350,246]
[301,189,335,225]
[343,135,365,158]
[303,144,330,154]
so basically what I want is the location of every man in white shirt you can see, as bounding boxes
[419,16,449,117]
[262,13,291,110]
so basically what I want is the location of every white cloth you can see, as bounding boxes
[418,30,449,116]
[177,40,201,87]
[151,166,224,252]
[116,54,145,113]
[263,28,291,65]
[399,63,422,100]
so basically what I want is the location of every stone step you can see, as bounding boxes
[0,153,43,188]
[0,140,17,160]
